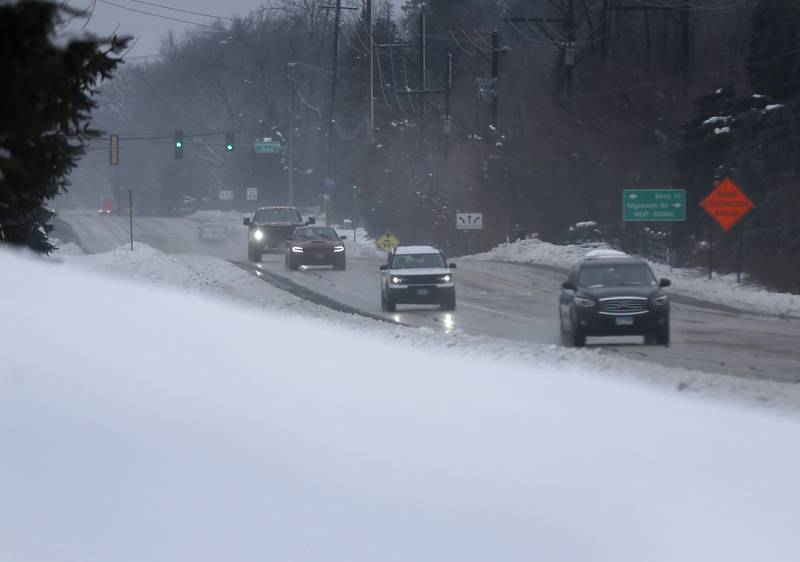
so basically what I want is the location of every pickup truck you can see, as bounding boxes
[243,206,315,262]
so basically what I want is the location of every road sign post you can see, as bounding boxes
[623,189,685,263]
[376,232,399,253]
[456,212,483,230]
[254,140,282,154]
[700,178,754,282]
[623,189,686,221]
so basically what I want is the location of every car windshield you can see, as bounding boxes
[255,208,302,224]
[294,227,339,241]
[579,263,656,287]
[392,253,446,269]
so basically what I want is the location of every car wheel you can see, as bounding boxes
[289,256,299,271]
[385,292,396,312]
[656,325,670,347]
[566,310,585,347]
[334,258,346,271]
[248,246,260,262]
[440,291,456,311]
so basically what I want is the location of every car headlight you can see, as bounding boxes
[574,296,595,308]
[391,276,403,285]
[439,274,452,283]
[652,294,669,306]
[334,245,345,253]
[253,230,264,241]
[291,246,304,253]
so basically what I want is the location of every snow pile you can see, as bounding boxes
[335,226,386,258]
[51,237,85,255]
[471,238,800,318]
[472,237,588,269]
[4,247,800,562]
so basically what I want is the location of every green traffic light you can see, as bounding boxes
[226,143,233,151]
[176,141,183,148]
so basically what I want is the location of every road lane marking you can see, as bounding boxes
[459,301,549,324]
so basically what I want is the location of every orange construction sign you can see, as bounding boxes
[699,178,754,231]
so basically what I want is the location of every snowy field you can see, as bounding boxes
[4,245,800,562]
[471,237,800,318]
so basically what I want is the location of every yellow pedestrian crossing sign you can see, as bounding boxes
[376,231,399,252]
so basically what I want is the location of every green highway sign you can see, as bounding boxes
[623,189,686,221]
[254,140,282,154]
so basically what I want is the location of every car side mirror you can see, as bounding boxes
[659,278,671,288]
[449,263,457,269]
[340,235,347,240]
[306,217,316,225]
[379,265,388,271]
[562,281,576,291]
[243,217,251,226]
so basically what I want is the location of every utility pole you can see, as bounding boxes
[367,0,375,140]
[565,0,576,90]
[326,0,342,182]
[490,30,499,128]
[287,62,296,206]
[418,8,426,117]
[452,29,502,129]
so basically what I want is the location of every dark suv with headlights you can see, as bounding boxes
[243,206,314,262]
[559,255,671,347]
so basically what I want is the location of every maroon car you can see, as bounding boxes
[285,226,346,270]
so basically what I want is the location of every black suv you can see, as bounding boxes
[559,255,671,347]
[243,206,314,262]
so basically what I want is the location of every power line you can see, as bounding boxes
[125,0,236,21]
[97,0,219,29]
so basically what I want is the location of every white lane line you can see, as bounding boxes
[459,301,549,324]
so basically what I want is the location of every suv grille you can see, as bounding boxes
[399,274,446,285]
[599,298,648,315]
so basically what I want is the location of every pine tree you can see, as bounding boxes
[748,0,800,100]
[0,1,127,253]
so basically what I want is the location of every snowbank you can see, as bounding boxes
[3,247,800,562]
[471,238,800,318]
[336,226,386,258]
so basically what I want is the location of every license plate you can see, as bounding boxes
[417,288,429,296]
[314,253,325,259]
[615,316,634,326]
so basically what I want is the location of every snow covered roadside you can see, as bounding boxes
[4,246,800,562]
[470,237,800,318]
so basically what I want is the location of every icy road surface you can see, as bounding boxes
[57,210,800,383]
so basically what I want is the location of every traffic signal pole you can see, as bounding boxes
[287,62,296,206]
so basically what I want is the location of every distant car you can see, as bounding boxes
[98,197,114,215]
[380,245,456,312]
[565,221,606,248]
[559,253,671,347]
[285,226,346,270]
[197,222,228,243]
[243,206,315,262]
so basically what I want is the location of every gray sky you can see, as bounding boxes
[62,0,405,60]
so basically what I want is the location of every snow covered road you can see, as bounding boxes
[58,211,800,384]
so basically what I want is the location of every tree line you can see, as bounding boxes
[7,0,798,290]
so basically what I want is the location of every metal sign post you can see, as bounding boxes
[128,188,133,252]
[699,178,754,283]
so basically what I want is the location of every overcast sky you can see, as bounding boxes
[62,0,405,60]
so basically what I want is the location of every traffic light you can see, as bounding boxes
[225,132,234,152]
[174,130,184,159]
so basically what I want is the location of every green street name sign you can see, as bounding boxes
[623,189,686,221]
[254,141,282,154]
